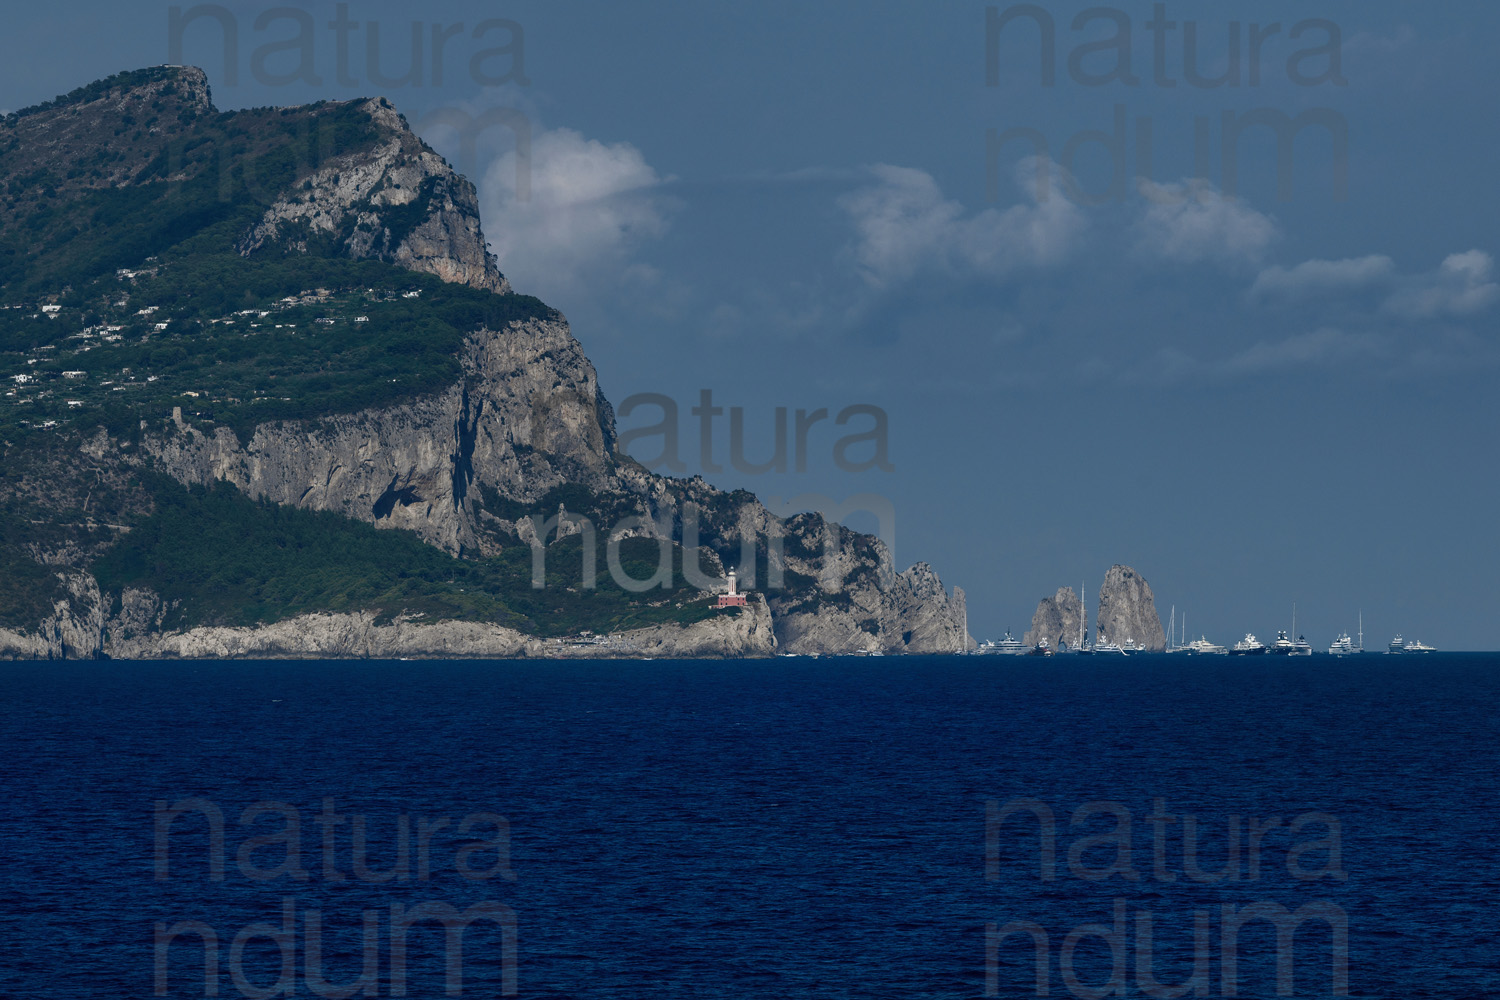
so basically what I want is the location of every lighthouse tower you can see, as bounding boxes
[716,570,749,608]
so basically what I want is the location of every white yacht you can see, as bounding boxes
[1290,635,1313,656]
[1185,636,1228,655]
[1329,612,1365,655]
[1092,631,1126,655]
[1231,633,1267,655]
[1389,635,1436,653]
[987,631,1030,655]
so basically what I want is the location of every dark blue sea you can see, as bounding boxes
[2,654,1496,998]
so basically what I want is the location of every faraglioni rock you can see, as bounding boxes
[1024,586,1083,651]
[1095,565,1166,651]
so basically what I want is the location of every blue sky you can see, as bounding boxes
[5,2,1498,647]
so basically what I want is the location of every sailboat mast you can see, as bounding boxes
[1358,609,1363,652]
[1080,582,1086,648]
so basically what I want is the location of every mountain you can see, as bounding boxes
[0,66,969,659]
[1095,564,1165,651]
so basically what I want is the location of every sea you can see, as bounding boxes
[1,653,1496,998]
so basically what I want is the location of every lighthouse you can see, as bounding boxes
[716,570,749,608]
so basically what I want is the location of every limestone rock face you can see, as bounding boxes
[141,316,614,555]
[0,594,776,660]
[1095,565,1165,651]
[238,97,509,294]
[1025,586,1083,650]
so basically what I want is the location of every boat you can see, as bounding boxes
[1329,611,1366,655]
[1231,633,1267,655]
[1271,606,1314,655]
[1388,634,1405,654]
[1185,636,1228,655]
[1028,637,1054,656]
[984,631,1030,655]
[1389,635,1436,654]
[1092,630,1126,655]
[1328,633,1358,655]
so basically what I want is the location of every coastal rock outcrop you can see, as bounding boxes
[141,315,614,556]
[1095,565,1165,651]
[0,592,777,660]
[1024,586,1083,650]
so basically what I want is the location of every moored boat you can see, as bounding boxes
[1231,633,1267,655]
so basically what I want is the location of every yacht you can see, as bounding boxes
[1092,631,1126,655]
[988,631,1031,655]
[1389,635,1436,653]
[1272,607,1314,655]
[1388,634,1406,654]
[1329,612,1365,655]
[1185,636,1228,655]
[1231,633,1267,655]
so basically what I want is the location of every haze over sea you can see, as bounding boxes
[2,655,1495,998]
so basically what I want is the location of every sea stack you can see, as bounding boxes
[1024,586,1083,650]
[1096,565,1166,651]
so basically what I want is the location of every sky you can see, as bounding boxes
[4,2,1498,648]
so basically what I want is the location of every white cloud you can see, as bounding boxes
[839,160,1086,288]
[1218,326,1382,376]
[479,127,673,299]
[1134,179,1278,266]
[1250,255,1397,302]
[1383,250,1500,318]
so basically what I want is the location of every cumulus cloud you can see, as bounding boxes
[1383,250,1500,318]
[1134,179,1279,266]
[839,160,1086,288]
[479,127,673,298]
[1250,255,1397,302]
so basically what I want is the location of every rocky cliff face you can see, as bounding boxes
[1095,565,1165,651]
[0,583,777,660]
[238,98,508,294]
[141,315,613,556]
[1024,586,1083,650]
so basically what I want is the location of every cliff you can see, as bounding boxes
[0,66,969,660]
[1024,586,1083,650]
[1095,565,1165,651]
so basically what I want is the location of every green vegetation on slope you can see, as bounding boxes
[1,250,553,441]
[90,478,724,637]
[0,93,382,295]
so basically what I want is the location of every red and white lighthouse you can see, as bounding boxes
[716,570,748,608]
